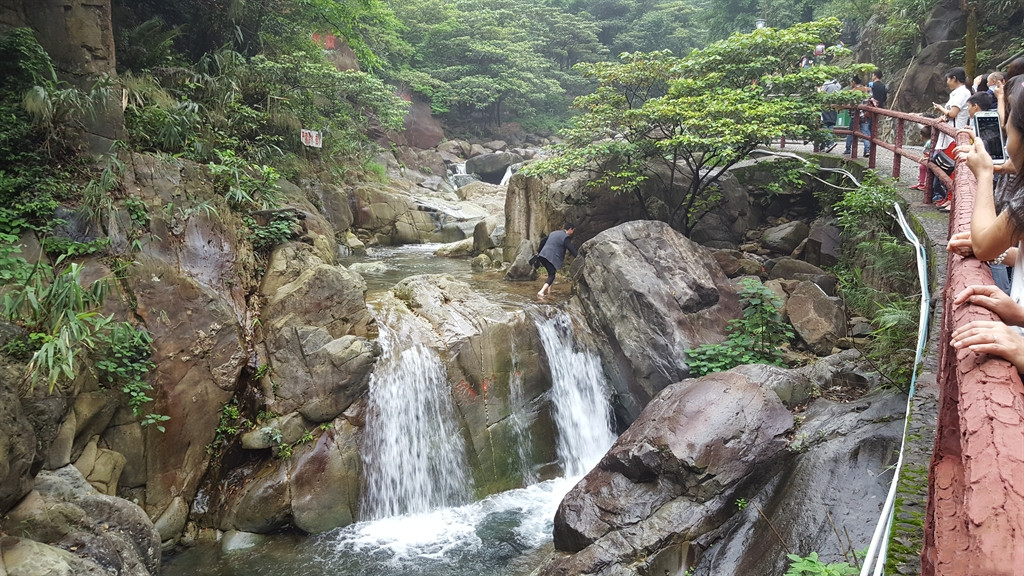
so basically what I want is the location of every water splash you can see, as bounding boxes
[535,311,616,476]
[360,307,473,519]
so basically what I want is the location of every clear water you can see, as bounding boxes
[163,246,616,575]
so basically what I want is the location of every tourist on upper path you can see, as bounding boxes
[842,75,872,157]
[931,67,973,206]
[536,223,578,298]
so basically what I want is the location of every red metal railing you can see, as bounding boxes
[920,132,1024,576]
[831,104,954,198]
[815,107,1024,573]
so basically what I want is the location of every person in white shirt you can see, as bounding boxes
[930,67,973,204]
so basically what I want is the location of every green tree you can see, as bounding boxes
[388,0,567,126]
[525,18,870,235]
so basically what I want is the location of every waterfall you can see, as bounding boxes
[508,339,537,486]
[499,165,513,186]
[535,312,616,477]
[360,307,473,519]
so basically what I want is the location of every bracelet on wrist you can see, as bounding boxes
[986,249,1010,266]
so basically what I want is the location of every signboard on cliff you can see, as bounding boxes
[300,129,322,148]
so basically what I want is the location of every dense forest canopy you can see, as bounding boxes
[106,0,1024,135]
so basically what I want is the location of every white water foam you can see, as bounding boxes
[360,306,473,519]
[535,311,616,476]
[328,477,579,564]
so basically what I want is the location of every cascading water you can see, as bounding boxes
[164,297,619,576]
[360,305,473,519]
[535,311,617,476]
[507,339,537,486]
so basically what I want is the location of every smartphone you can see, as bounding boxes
[974,111,1007,164]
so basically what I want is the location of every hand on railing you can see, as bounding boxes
[952,283,1024,327]
[950,317,1024,373]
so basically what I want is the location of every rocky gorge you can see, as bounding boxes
[0,4,923,573]
[1,127,914,575]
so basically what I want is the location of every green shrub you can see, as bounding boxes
[686,278,794,376]
[243,211,296,252]
[94,322,165,431]
[785,552,857,576]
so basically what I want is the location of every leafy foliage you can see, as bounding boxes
[94,322,165,431]
[685,278,794,376]
[2,258,109,391]
[832,178,918,391]
[785,552,858,576]
[120,48,407,166]
[526,19,870,235]
[244,212,299,252]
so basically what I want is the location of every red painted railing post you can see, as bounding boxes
[894,117,904,179]
[868,109,877,169]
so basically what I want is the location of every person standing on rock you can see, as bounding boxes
[536,223,577,297]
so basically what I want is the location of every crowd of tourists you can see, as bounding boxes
[944,60,1024,372]
[818,57,1024,371]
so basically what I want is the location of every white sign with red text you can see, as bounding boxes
[300,129,322,148]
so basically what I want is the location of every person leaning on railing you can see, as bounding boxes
[947,76,1024,371]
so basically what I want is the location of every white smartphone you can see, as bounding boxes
[974,110,1007,164]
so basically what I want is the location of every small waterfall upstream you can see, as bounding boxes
[359,305,473,519]
[535,311,617,476]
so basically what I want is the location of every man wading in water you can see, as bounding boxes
[536,223,577,298]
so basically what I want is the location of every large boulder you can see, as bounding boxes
[537,359,904,576]
[260,244,377,422]
[1,465,161,576]
[503,171,648,266]
[761,220,810,255]
[787,280,847,355]
[546,366,794,564]
[571,221,741,423]
[466,152,522,184]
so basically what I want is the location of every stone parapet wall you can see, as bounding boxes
[922,147,1024,574]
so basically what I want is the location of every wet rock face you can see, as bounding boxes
[0,376,36,514]
[388,275,555,490]
[537,363,903,576]
[571,220,741,423]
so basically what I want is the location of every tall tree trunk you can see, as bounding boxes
[963,1,978,79]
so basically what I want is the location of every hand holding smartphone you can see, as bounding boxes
[974,111,1007,164]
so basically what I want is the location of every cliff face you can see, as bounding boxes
[0,0,123,146]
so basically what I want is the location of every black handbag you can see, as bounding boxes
[931,150,955,176]
[528,254,540,268]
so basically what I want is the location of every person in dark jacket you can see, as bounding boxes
[536,223,577,297]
